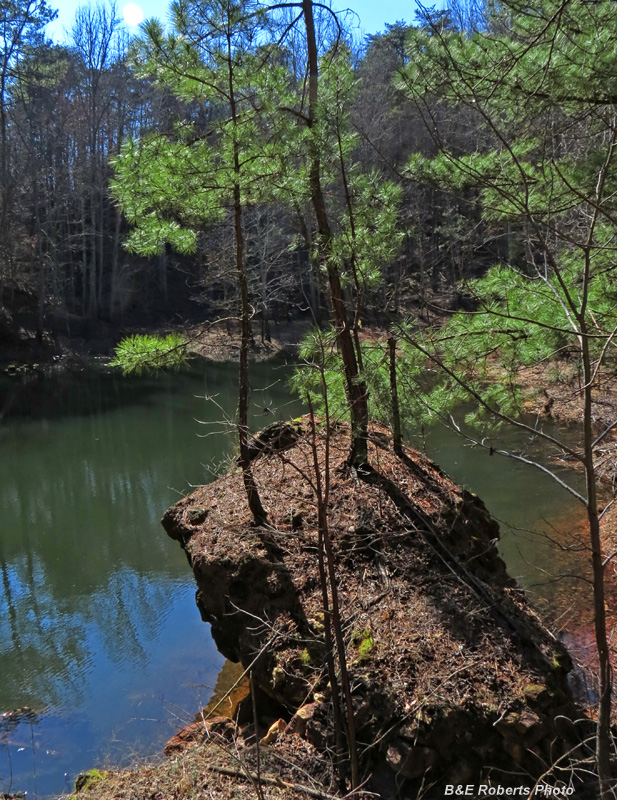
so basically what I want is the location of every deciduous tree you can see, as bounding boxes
[0,0,56,293]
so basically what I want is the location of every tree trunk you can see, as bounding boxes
[235,174,268,526]
[389,337,403,455]
[109,205,122,320]
[228,46,267,526]
[581,326,613,795]
[301,0,368,466]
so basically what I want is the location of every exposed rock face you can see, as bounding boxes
[163,716,235,756]
[162,421,592,795]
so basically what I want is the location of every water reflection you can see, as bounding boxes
[0,361,595,795]
[416,419,592,622]
[0,359,300,797]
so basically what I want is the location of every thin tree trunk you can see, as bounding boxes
[109,206,122,319]
[301,0,368,466]
[88,183,97,318]
[34,177,45,343]
[228,42,267,526]
[80,195,88,316]
[0,75,8,296]
[97,180,105,314]
[234,173,268,526]
[294,204,322,322]
[308,400,345,785]
[307,396,359,791]
[581,326,613,795]
[388,337,403,455]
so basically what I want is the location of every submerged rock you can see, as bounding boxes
[162,420,593,795]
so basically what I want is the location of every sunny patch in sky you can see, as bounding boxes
[122,3,144,26]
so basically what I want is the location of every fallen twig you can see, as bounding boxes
[202,764,377,799]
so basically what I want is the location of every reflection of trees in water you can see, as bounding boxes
[0,419,187,597]
[0,360,295,425]
[0,537,88,710]
[0,361,299,729]
[0,364,298,591]
[0,541,183,712]
[92,570,177,667]
[0,368,182,423]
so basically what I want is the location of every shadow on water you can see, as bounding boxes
[413,416,614,705]
[410,416,586,599]
[0,358,302,798]
[0,358,296,423]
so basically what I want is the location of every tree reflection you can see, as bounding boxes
[0,361,299,757]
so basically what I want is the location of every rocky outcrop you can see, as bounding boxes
[162,421,594,796]
[163,716,235,756]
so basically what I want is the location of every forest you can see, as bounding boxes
[2,0,617,797]
[0,0,513,348]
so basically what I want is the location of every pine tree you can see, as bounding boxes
[111,0,285,525]
[399,2,617,790]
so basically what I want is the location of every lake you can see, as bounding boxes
[0,360,301,797]
[0,360,591,797]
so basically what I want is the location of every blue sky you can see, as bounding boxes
[45,0,424,44]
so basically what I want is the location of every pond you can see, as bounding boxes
[418,416,589,615]
[0,361,592,797]
[0,360,301,798]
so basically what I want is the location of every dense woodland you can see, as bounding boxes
[0,0,507,348]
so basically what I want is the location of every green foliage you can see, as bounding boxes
[323,52,406,287]
[401,0,617,234]
[1,0,57,73]
[291,327,348,420]
[391,254,617,430]
[111,0,289,258]
[351,628,374,662]
[394,0,617,434]
[111,134,220,256]
[403,1,617,116]
[292,327,427,429]
[331,173,405,289]
[109,333,189,376]
[265,45,405,286]
[74,768,108,793]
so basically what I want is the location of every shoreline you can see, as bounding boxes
[64,420,607,800]
[81,420,598,799]
[0,318,312,375]
[3,338,615,798]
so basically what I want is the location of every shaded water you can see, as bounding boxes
[418,418,605,701]
[416,418,594,636]
[0,360,301,798]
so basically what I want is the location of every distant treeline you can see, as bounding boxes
[0,0,512,346]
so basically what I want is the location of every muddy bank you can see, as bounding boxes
[545,501,617,699]
[518,361,617,687]
[186,318,311,362]
[155,420,600,798]
[521,360,617,488]
[521,362,617,430]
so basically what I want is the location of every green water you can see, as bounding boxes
[0,362,590,797]
[0,360,301,798]
[416,417,591,620]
